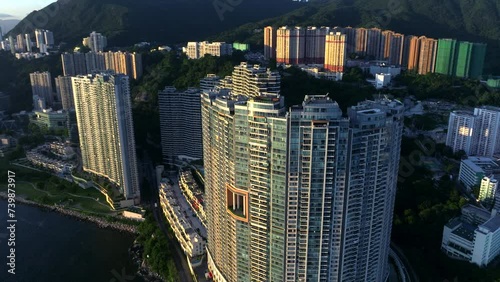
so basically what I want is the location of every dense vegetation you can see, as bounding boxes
[392,72,500,107]
[393,137,500,281]
[213,0,500,74]
[136,211,178,282]
[281,66,374,110]
[9,0,302,47]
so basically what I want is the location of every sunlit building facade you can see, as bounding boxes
[72,73,139,200]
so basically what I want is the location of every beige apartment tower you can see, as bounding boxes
[324,32,347,72]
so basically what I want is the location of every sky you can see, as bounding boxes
[0,0,54,19]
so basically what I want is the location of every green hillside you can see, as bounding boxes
[214,0,500,73]
[9,0,303,47]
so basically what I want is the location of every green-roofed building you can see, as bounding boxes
[435,39,457,75]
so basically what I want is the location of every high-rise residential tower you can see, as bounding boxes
[305,26,329,64]
[355,28,368,55]
[16,34,25,52]
[479,176,499,209]
[403,35,420,70]
[446,106,500,157]
[417,36,438,75]
[72,73,139,200]
[435,38,458,76]
[324,32,347,72]
[288,97,403,282]
[445,111,478,155]
[202,91,288,282]
[366,28,382,59]
[202,90,404,281]
[474,106,500,157]
[61,52,88,76]
[387,33,404,65]
[30,71,54,109]
[276,26,306,65]
[55,76,74,110]
[24,34,33,53]
[264,26,277,60]
[230,62,280,97]
[83,31,107,52]
[159,86,203,165]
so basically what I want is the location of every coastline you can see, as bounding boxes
[0,192,138,234]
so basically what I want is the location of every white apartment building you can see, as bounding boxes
[231,62,280,97]
[446,111,478,154]
[474,107,500,157]
[159,180,206,258]
[446,107,500,157]
[72,72,139,200]
[185,41,233,59]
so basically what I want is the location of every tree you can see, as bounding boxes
[36,182,46,190]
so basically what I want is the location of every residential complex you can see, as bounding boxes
[199,63,280,97]
[435,39,486,78]
[30,71,55,110]
[201,89,404,282]
[231,62,281,97]
[83,31,107,52]
[446,106,500,157]
[159,180,206,258]
[32,109,67,131]
[61,51,143,79]
[276,26,306,65]
[158,86,203,165]
[34,29,54,53]
[184,41,233,59]
[265,26,485,77]
[458,157,500,190]
[442,205,500,267]
[55,76,74,110]
[72,73,139,200]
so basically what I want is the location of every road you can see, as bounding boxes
[140,149,194,282]
[391,242,419,282]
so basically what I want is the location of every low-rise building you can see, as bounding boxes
[159,180,206,258]
[26,142,75,173]
[459,157,500,190]
[375,73,392,89]
[442,205,500,267]
[300,66,343,81]
[122,207,145,221]
[32,109,67,131]
[179,170,206,226]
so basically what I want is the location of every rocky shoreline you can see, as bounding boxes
[0,192,165,281]
[129,241,165,282]
[0,192,138,234]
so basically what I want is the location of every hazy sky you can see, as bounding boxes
[0,0,54,19]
